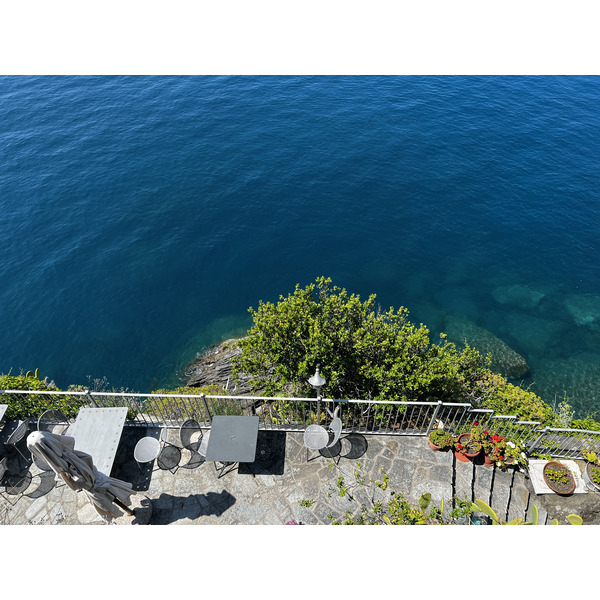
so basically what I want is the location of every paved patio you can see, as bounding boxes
[1,424,598,525]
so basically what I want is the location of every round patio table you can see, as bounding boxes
[304,424,329,450]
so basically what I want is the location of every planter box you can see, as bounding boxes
[527,460,587,495]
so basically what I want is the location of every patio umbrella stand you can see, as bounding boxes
[26,431,150,524]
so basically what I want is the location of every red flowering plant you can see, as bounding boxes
[483,433,508,462]
[469,421,492,449]
[480,431,527,469]
[454,421,483,455]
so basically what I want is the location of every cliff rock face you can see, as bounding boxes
[186,338,255,394]
[444,314,530,379]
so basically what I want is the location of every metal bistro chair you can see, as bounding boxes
[304,408,343,462]
[320,408,343,463]
[5,418,31,461]
[31,410,72,473]
[179,419,205,470]
[37,409,71,435]
[134,427,181,474]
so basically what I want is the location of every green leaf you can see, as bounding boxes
[472,499,499,524]
[530,504,539,525]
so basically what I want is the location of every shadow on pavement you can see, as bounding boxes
[150,490,236,524]
[112,426,161,492]
[239,430,286,475]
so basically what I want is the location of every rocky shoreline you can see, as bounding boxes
[185,338,256,394]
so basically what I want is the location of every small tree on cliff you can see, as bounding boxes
[231,277,485,401]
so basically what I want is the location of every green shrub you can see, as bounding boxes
[0,372,86,420]
[232,276,487,403]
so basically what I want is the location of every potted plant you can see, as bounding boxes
[475,427,502,466]
[582,450,600,492]
[543,461,576,495]
[428,428,455,451]
[454,423,482,463]
[497,440,527,470]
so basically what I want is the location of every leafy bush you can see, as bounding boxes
[232,276,487,403]
[0,371,90,420]
[473,371,559,426]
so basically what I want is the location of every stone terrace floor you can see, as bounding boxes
[2,425,599,525]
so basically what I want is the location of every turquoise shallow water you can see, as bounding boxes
[1,76,599,417]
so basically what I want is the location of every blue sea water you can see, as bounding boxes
[1,76,600,417]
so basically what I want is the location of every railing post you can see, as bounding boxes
[527,427,549,454]
[201,393,212,424]
[425,401,443,436]
[85,389,98,408]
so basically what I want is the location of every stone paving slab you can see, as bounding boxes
[1,427,599,525]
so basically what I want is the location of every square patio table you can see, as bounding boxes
[67,407,129,476]
[205,415,259,477]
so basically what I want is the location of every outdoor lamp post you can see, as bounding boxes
[308,365,326,425]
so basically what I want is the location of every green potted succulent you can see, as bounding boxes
[543,461,576,495]
[582,449,600,492]
[428,428,455,451]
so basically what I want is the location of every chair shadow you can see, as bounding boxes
[26,470,57,499]
[238,430,286,476]
[150,490,236,524]
[320,432,368,461]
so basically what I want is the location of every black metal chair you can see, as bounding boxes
[319,407,343,463]
[134,427,181,474]
[37,409,70,435]
[157,441,182,474]
[5,419,31,461]
[179,419,205,470]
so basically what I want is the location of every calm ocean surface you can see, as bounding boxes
[1,76,599,417]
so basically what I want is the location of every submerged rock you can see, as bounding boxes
[491,284,545,309]
[444,314,530,378]
[503,313,567,355]
[564,294,600,326]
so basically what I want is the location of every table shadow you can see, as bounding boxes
[238,430,286,476]
[111,426,163,491]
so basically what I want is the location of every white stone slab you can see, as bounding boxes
[528,460,587,494]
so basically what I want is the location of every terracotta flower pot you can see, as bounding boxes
[584,462,600,492]
[483,454,495,466]
[542,461,576,495]
[454,433,481,463]
[429,440,443,451]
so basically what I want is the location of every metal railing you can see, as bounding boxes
[2,388,600,460]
